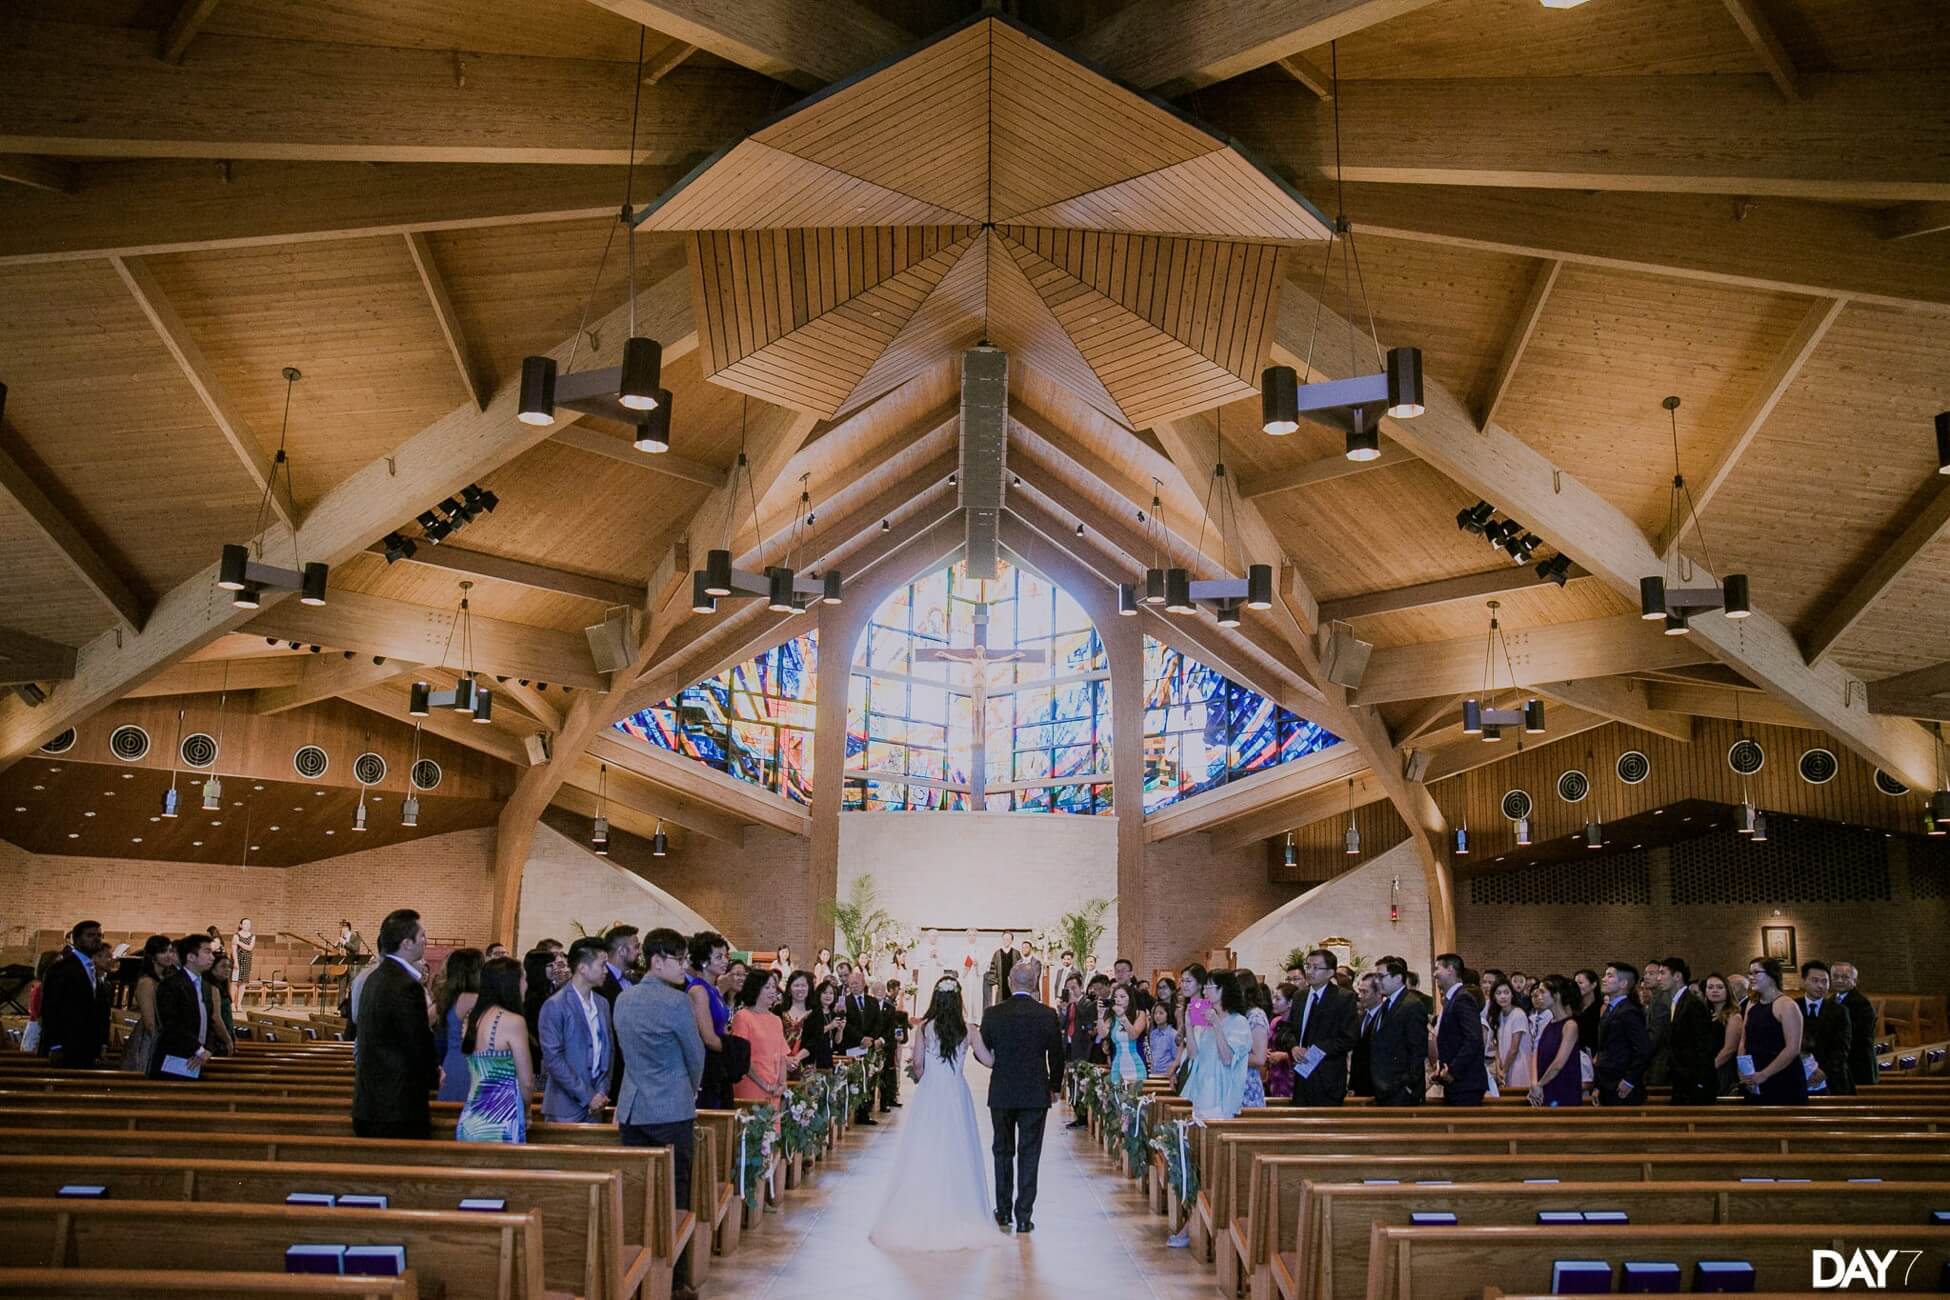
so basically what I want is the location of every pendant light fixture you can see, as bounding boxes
[689,405,843,613]
[401,723,423,828]
[1460,601,1545,740]
[1583,748,1603,849]
[161,707,185,818]
[1935,411,1950,476]
[1453,768,1470,855]
[1929,724,1950,835]
[1282,830,1298,869]
[1343,777,1361,855]
[1118,409,1272,621]
[516,31,673,447]
[592,763,610,854]
[201,667,230,812]
[1641,397,1750,631]
[352,728,372,832]
[1259,43,1424,447]
[409,582,493,721]
[1730,691,1766,840]
[651,819,669,857]
[216,367,328,609]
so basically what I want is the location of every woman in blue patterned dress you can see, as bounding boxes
[1100,984,1147,1084]
[456,956,534,1144]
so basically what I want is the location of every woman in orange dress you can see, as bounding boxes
[731,970,789,1110]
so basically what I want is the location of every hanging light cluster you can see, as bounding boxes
[1257,43,1424,456]
[1641,396,1750,632]
[409,582,493,722]
[1460,600,1546,740]
[216,367,329,609]
[402,722,424,828]
[691,421,844,614]
[201,670,231,813]
[1115,414,1274,627]
[161,707,185,819]
[515,33,672,453]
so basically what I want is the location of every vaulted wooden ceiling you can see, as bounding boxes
[1,0,1947,887]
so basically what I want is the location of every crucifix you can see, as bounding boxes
[912,602,1044,806]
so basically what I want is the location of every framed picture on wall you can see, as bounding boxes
[1760,924,1796,969]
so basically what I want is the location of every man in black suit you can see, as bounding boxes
[150,932,216,1079]
[1368,957,1429,1106]
[1662,956,1721,1105]
[1431,954,1489,1106]
[1831,961,1879,1088]
[838,969,883,1125]
[37,919,110,1069]
[1348,973,1383,1099]
[352,908,439,1139]
[980,962,1065,1234]
[1592,961,1651,1106]
[1798,960,1854,1095]
[597,925,639,1095]
[1291,948,1359,1106]
[877,977,903,1111]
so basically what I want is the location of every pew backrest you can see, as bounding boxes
[0,1267,419,1298]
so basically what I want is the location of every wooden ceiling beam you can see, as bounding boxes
[1144,742,1368,842]
[251,655,416,716]
[340,681,531,767]
[1075,0,1442,95]
[639,42,697,84]
[159,0,223,63]
[0,400,147,634]
[554,756,744,844]
[1392,694,1463,746]
[1319,562,1592,624]
[1641,681,1814,730]
[1276,55,1333,100]
[549,424,728,488]
[1269,284,1942,791]
[0,626,78,686]
[1211,74,1949,202]
[0,22,771,165]
[1009,408,1213,578]
[1337,183,1950,313]
[494,678,565,732]
[1354,613,1713,705]
[1718,0,1802,101]
[123,655,308,698]
[1531,676,1695,744]
[0,154,75,194]
[1236,441,1413,499]
[1478,258,1561,432]
[589,730,810,836]
[1878,202,1950,242]
[365,542,643,609]
[579,0,910,90]
[110,254,297,535]
[1421,706,1610,784]
[1802,480,1950,666]
[403,232,488,411]
[1865,661,1950,702]
[1661,296,1846,558]
[0,266,696,766]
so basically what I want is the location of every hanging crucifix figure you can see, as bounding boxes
[911,602,1044,808]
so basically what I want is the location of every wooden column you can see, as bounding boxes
[807,599,861,962]
[1102,597,1147,966]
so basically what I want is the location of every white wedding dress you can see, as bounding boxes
[867,1022,998,1252]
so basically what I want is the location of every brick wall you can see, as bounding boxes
[516,823,713,953]
[1140,830,1293,978]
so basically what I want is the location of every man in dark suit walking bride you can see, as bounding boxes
[978,961,1067,1233]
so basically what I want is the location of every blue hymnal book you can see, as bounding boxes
[1848,1177,1884,1183]
[57,1185,107,1198]
[1736,1176,1775,1183]
[1413,1179,1452,1186]
[285,1245,346,1275]
[459,1198,507,1212]
[1621,1260,1682,1293]
[344,1246,407,1277]
[1537,1210,1584,1225]
[1409,1211,1456,1226]
[1694,1260,1757,1292]
[1362,1178,1401,1185]
[1550,1259,1612,1293]
[1523,1178,1561,1184]
[1900,1054,1919,1069]
[1582,1210,1629,1224]
[285,1193,336,1207]
[1931,1209,1950,1224]
[338,1194,390,1209]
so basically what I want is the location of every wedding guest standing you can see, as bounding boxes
[352,909,439,1139]
[150,933,215,1080]
[1527,976,1584,1108]
[732,972,789,1109]
[1100,984,1147,1085]
[1830,961,1879,1088]
[38,920,111,1069]
[1491,979,1534,1090]
[1145,1002,1177,1078]
[1179,971,1251,1123]
[119,935,175,1075]
[779,969,827,1073]
[231,918,255,998]
[1431,955,1488,1106]
[1740,957,1807,1105]
[1367,959,1428,1107]
[1664,957,1721,1105]
[539,939,612,1123]
[617,926,706,1282]
[435,947,483,1103]
[456,956,534,1143]
[1798,960,1854,1095]
[1703,973,1746,1096]
[1592,962,1650,1106]
[1290,951,1359,1107]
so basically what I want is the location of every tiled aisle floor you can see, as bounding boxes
[706,1062,1222,1300]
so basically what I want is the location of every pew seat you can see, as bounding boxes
[0,1267,419,1298]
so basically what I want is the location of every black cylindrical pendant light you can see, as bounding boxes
[1261,365,1299,435]
[1482,723,1503,743]
[1639,575,1667,621]
[691,571,718,614]
[1214,599,1242,628]
[618,336,663,411]
[1143,568,1167,604]
[472,687,492,723]
[1245,563,1273,610]
[704,549,734,597]
[1282,833,1297,868]
[517,356,557,426]
[409,682,431,717]
[1523,698,1546,733]
[1461,698,1483,735]
[1386,346,1425,419]
[767,567,796,612]
[1584,819,1604,849]
[1345,409,1380,462]
[230,583,261,611]
[1665,609,1691,636]
[1117,583,1139,617]
[1723,573,1750,619]
[822,571,844,605]
[652,827,669,857]
[450,677,475,713]
[1164,567,1194,614]
[632,389,673,452]
[1930,790,1950,832]
[217,543,250,591]
[1937,412,1950,475]
[300,561,329,607]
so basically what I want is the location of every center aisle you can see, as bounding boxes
[709,1059,1220,1300]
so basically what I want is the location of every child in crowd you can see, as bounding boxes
[1144,1001,1177,1077]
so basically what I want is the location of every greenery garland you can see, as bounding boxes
[1147,1116,1199,1212]
[734,1103,779,1209]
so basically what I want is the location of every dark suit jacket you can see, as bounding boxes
[1368,990,1429,1106]
[1434,987,1489,1099]
[1665,987,1721,1100]
[595,966,628,1094]
[980,992,1065,1110]
[1645,992,1673,1086]
[1594,997,1652,1100]
[1349,1005,1379,1097]
[837,991,881,1053]
[36,949,110,1067]
[1064,998,1096,1063]
[1836,989,1879,1087]
[148,970,209,1075]
[1799,997,1854,1095]
[1291,983,1359,1104]
[352,956,439,1128]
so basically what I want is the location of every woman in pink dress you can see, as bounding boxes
[731,971,789,1108]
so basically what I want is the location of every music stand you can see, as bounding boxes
[0,964,31,1015]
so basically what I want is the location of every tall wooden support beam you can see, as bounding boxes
[579,0,910,90]
[1319,563,1591,623]
[1477,258,1561,432]
[110,254,296,533]
[1531,676,1696,744]
[1878,202,1950,241]
[1661,296,1846,557]
[366,541,643,608]
[496,679,566,732]
[403,232,488,411]
[0,407,146,634]
[1393,694,1463,745]
[549,424,728,488]
[1803,481,1950,666]
[1719,0,1802,101]
[639,42,697,84]
[0,154,74,194]
[1236,441,1413,498]
[1276,56,1333,100]
[1075,0,1441,95]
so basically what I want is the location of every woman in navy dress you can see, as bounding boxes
[433,947,482,1103]
[1527,975,1585,1107]
[1739,956,1807,1105]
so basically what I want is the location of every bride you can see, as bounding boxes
[867,976,1001,1251]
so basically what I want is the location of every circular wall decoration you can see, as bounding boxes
[410,758,442,792]
[1875,769,1910,797]
[38,728,77,755]
[1798,748,1838,785]
[1556,769,1590,804]
[353,752,388,787]
[1500,788,1534,822]
[292,745,329,780]
[179,732,218,769]
[1727,738,1766,776]
[1616,750,1651,785]
[108,725,151,762]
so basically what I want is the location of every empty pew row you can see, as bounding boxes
[0,1268,419,1298]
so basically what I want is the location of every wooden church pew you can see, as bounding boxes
[0,1268,419,1299]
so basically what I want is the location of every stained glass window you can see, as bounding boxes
[844,558,1113,814]
[614,632,818,804]
[1141,636,1339,812]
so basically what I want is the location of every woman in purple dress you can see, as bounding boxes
[1527,974,1585,1108]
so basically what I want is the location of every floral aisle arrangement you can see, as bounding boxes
[1148,1116,1199,1213]
[1112,1079,1148,1177]
[1068,1062,1105,1119]
[779,1084,829,1160]
[733,1103,779,1209]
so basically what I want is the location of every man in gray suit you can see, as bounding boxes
[615,923,705,1281]
[539,937,613,1122]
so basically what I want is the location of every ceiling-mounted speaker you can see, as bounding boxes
[523,733,552,766]
[1403,749,1431,782]
[958,346,1009,580]
[585,607,640,674]
[1318,620,1373,689]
